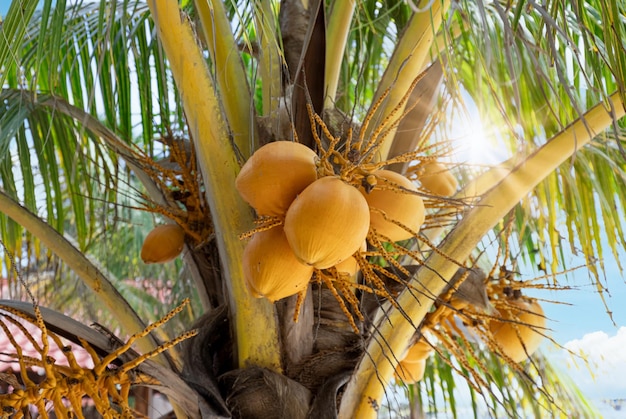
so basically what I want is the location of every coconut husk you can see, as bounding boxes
[277,287,315,373]
[289,0,325,150]
[279,0,310,82]
[180,305,231,417]
[290,347,361,393]
[311,284,364,351]
[287,285,364,392]
[307,371,351,419]
[220,367,312,419]
[449,267,490,310]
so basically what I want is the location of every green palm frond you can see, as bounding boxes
[0,190,165,356]
[379,345,599,418]
[0,0,39,88]
[0,0,203,339]
[337,0,414,116]
[0,0,183,254]
[17,1,182,146]
[1,89,104,251]
[529,134,626,274]
[439,0,626,282]
[451,0,624,140]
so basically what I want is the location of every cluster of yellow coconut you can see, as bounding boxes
[235,141,447,302]
[393,298,545,385]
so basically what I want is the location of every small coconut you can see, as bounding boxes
[418,162,458,197]
[362,170,425,242]
[334,256,359,278]
[334,241,367,278]
[394,359,427,384]
[243,226,314,302]
[141,224,185,264]
[489,299,545,363]
[402,339,433,363]
[284,176,370,269]
[235,141,318,216]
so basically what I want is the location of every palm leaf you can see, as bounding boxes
[0,0,39,88]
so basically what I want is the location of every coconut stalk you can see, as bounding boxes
[10,91,164,205]
[363,0,451,162]
[324,0,355,109]
[193,0,257,158]
[255,0,283,117]
[338,92,625,418]
[146,0,281,371]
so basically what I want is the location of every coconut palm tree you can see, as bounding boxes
[0,0,625,417]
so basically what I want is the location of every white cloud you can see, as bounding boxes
[558,327,626,400]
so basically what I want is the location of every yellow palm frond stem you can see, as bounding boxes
[338,92,625,418]
[147,0,281,372]
[421,162,515,246]
[324,0,356,109]
[362,0,451,163]
[193,0,257,158]
[255,0,283,117]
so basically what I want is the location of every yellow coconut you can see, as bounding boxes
[334,241,367,277]
[362,170,425,242]
[402,339,433,363]
[489,299,545,363]
[235,141,318,216]
[243,226,314,302]
[141,224,185,264]
[284,176,370,269]
[418,162,458,197]
[335,255,359,277]
[394,359,427,384]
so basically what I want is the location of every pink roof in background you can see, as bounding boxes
[0,310,95,374]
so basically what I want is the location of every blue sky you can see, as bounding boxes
[539,255,626,405]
